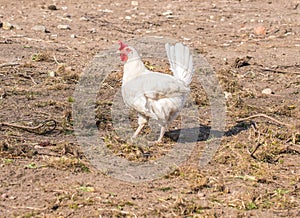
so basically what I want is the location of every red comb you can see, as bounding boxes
[118,41,128,50]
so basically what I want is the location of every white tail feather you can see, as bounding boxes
[165,43,194,86]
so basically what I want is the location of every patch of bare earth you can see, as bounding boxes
[0,0,299,217]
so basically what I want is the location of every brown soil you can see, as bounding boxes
[0,0,299,217]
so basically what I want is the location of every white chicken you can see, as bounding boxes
[118,41,194,142]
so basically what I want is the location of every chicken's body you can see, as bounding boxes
[119,42,194,142]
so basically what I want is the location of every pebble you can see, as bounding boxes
[80,16,90,21]
[48,71,55,77]
[125,16,132,20]
[89,28,96,33]
[70,34,77,38]
[101,9,113,13]
[31,25,47,32]
[262,88,272,95]
[57,24,71,30]
[2,21,13,30]
[254,26,267,35]
[224,91,232,99]
[48,5,57,10]
[1,193,8,199]
[131,1,139,6]
[162,10,173,16]
[9,196,16,200]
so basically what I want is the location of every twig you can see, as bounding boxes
[18,73,37,85]
[284,144,300,154]
[0,119,57,134]
[0,62,20,68]
[29,75,37,85]
[53,55,60,65]
[6,205,48,211]
[261,67,300,75]
[237,113,292,128]
[0,202,48,211]
[239,114,295,157]
[275,64,300,69]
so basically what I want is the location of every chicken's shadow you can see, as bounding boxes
[165,122,251,143]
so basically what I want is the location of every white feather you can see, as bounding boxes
[165,43,194,86]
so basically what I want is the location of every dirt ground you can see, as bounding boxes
[0,0,300,217]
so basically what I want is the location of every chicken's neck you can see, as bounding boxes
[122,57,147,84]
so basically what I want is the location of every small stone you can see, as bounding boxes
[223,43,230,47]
[125,16,131,20]
[1,193,8,199]
[162,10,172,16]
[70,34,77,38]
[80,16,89,21]
[101,9,113,13]
[166,15,175,19]
[48,5,57,10]
[89,28,96,33]
[131,1,139,6]
[48,71,55,77]
[31,25,47,33]
[2,22,13,30]
[63,14,72,19]
[262,88,272,95]
[254,26,267,35]
[224,91,232,99]
[57,24,71,30]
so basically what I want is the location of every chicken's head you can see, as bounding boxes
[118,41,132,62]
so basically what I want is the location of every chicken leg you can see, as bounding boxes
[131,115,166,142]
[131,114,148,140]
[157,126,166,143]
